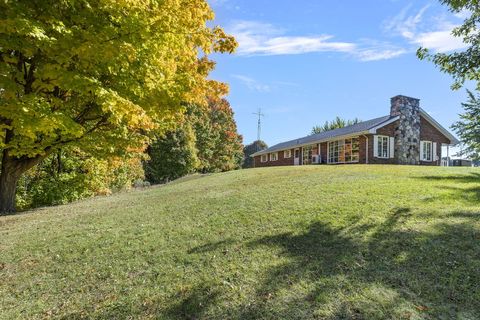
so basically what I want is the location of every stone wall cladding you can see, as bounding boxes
[391,95,421,165]
[253,148,295,167]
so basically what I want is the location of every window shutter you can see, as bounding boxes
[433,142,437,161]
[373,135,379,158]
[420,141,424,161]
[318,144,321,163]
[389,137,395,158]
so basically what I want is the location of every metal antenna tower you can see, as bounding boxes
[252,108,265,142]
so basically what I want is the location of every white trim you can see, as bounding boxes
[365,135,369,164]
[433,142,438,162]
[375,135,390,159]
[260,154,268,163]
[318,143,322,164]
[420,108,459,145]
[270,152,278,161]
[389,137,395,159]
[420,140,432,162]
[368,116,400,134]
[327,137,360,164]
[284,149,292,158]
[251,131,370,157]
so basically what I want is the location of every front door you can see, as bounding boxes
[294,148,300,165]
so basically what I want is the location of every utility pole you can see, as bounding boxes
[252,108,264,142]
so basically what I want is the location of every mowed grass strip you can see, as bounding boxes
[1,165,479,319]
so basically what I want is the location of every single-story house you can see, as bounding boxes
[251,95,458,166]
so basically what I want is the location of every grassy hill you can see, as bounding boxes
[1,165,479,319]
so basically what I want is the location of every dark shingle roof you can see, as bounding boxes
[253,115,395,156]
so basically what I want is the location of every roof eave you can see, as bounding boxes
[419,108,459,145]
[368,116,400,134]
[250,130,371,156]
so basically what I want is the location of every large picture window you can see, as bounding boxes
[270,152,278,161]
[328,137,359,164]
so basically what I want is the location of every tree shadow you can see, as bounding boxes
[187,239,236,254]
[239,207,480,319]
[165,284,221,320]
[416,172,480,204]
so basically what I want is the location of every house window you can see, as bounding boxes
[376,135,389,158]
[284,150,292,158]
[261,154,267,162]
[270,152,278,161]
[421,141,432,161]
[328,138,359,164]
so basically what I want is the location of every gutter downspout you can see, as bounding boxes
[363,135,369,164]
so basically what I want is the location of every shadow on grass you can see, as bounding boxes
[416,172,480,203]
[238,207,480,319]
[61,208,480,319]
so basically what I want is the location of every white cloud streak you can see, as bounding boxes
[231,74,270,92]
[384,5,467,53]
[229,20,406,61]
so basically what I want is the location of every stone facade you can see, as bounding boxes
[391,95,421,165]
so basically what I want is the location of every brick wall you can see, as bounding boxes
[419,116,450,166]
[253,148,295,167]
[253,115,452,167]
[367,120,398,164]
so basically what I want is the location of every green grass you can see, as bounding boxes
[1,165,480,319]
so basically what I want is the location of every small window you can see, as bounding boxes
[376,135,390,158]
[261,154,268,162]
[270,152,278,161]
[284,150,292,158]
[421,141,432,161]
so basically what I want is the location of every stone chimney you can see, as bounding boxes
[391,95,421,165]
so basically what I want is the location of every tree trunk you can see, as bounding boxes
[0,151,44,215]
[0,155,22,214]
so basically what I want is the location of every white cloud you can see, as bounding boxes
[231,74,270,92]
[230,21,355,56]
[384,4,430,40]
[384,5,467,53]
[228,20,406,61]
[355,48,407,62]
[413,26,467,53]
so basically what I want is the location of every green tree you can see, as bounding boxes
[0,0,236,213]
[451,90,480,160]
[187,98,243,173]
[17,148,145,209]
[205,98,243,171]
[242,140,268,168]
[416,1,476,90]
[144,124,199,184]
[311,117,361,134]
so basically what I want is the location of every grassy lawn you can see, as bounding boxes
[1,165,479,319]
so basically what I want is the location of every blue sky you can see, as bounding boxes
[207,0,470,153]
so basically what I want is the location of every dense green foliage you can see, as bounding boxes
[16,149,144,209]
[242,140,268,168]
[0,0,236,212]
[145,98,243,183]
[311,117,361,134]
[1,165,479,319]
[452,90,480,160]
[192,98,243,173]
[417,0,477,90]
[145,124,199,184]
